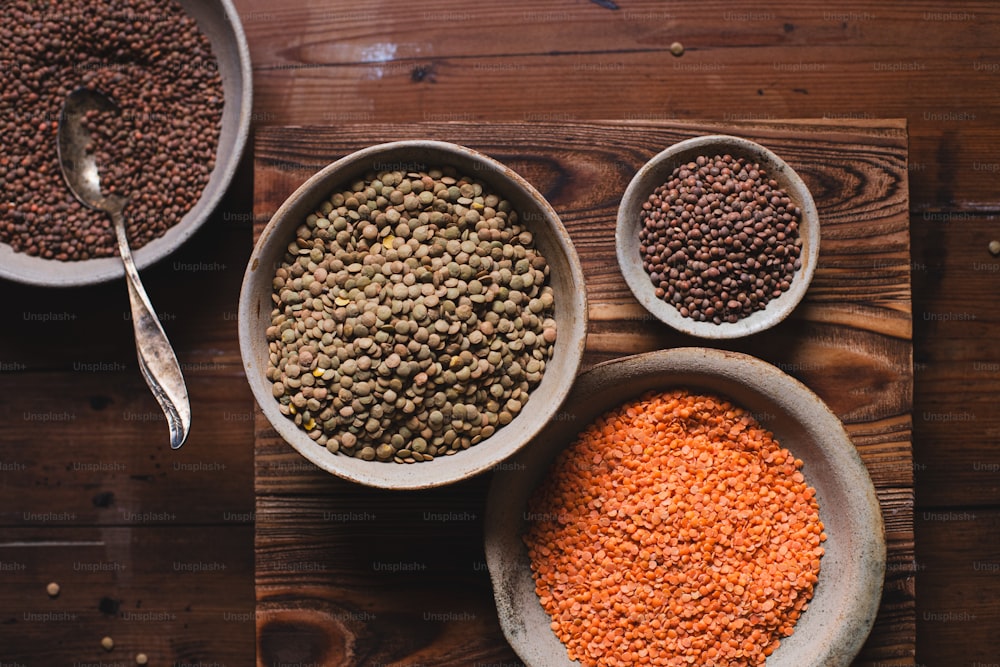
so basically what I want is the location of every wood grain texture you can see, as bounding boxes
[0,525,254,665]
[914,508,1000,666]
[0,371,254,527]
[0,176,257,665]
[0,0,997,664]
[252,119,914,666]
[0,210,256,528]
[235,0,1000,211]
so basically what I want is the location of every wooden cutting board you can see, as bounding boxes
[252,119,914,666]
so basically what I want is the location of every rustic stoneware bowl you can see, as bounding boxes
[239,140,588,490]
[485,347,885,667]
[0,0,252,287]
[616,135,820,339]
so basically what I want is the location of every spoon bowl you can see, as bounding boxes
[56,88,128,213]
[57,87,191,449]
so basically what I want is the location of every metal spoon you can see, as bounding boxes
[57,87,191,449]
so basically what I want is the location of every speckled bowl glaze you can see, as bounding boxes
[616,135,820,339]
[239,140,588,490]
[0,0,252,287]
[485,347,885,667]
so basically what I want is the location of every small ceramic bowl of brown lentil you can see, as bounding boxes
[0,0,252,287]
[239,140,588,490]
[616,135,820,339]
[485,347,885,667]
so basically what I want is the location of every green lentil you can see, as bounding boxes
[266,166,558,463]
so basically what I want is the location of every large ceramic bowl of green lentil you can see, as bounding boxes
[616,134,820,339]
[0,0,252,287]
[239,140,588,490]
[485,347,885,667]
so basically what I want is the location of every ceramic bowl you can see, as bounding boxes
[616,134,820,338]
[239,140,588,490]
[0,0,252,287]
[485,347,885,667]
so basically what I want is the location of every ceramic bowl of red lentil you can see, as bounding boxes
[239,140,588,490]
[485,347,884,667]
[616,135,820,339]
[0,0,252,287]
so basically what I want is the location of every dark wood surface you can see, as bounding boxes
[252,119,914,666]
[1,0,998,665]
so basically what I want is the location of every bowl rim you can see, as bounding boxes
[615,134,820,339]
[485,347,886,667]
[239,139,589,490]
[0,0,253,288]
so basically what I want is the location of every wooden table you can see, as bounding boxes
[253,118,914,665]
[2,1,998,665]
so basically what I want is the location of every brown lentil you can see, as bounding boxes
[0,0,224,261]
[266,166,557,462]
[524,389,825,666]
[639,154,803,324]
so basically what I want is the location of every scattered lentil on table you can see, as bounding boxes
[524,389,825,667]
[267,167,557,463]
[0,0,224,260]
[639,154,803,324]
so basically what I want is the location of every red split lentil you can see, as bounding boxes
[523,389,826,667]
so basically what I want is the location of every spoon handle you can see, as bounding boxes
[112,208,192,449]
